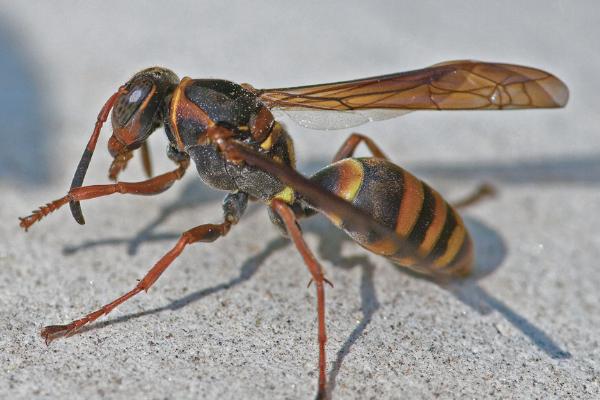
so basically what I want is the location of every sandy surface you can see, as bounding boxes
[1,1,599,399]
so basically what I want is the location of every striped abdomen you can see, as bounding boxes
[309,158,473,276]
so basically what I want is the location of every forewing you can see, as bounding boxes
[257,60,568,130]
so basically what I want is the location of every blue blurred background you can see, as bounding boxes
[1,1,598,190]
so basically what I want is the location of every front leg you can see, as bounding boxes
[41,191,248,343]
[19,159,189,230]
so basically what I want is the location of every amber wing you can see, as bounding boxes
[256,60,568,113]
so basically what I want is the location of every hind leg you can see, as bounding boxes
[271,199,329,399]
[334,133,495,208]
[452,183,496,209]
[41,192,248,343]
[333,133,388,162]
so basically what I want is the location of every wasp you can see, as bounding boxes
[20,60,568,399]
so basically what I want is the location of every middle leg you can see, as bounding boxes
[41,191,248,343]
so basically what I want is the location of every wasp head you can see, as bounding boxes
[107,67,180,179]
[69,67,179,225]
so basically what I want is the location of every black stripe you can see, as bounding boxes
[407,183,435,247]
[352,159,403,231]
[310,165,341,198]
[426,204,458,262]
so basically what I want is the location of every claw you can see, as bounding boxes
[40,324,74,345]
[19,196,71,231]
[19,211,42,231]
[18,216,31,232]
[307,277,334,288]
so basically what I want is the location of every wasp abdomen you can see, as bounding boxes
[309,158,473,276]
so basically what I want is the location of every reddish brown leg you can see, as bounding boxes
[271,199,329,399]
[335,133,495,209]
[107,148,134,181]
[69,86,128,223]
[19,160,189,230]
[333,133,388,162]
[41,220,232,344]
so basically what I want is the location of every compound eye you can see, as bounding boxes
[112,78,154,127]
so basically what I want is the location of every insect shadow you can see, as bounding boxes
[62,158,570,400]
[299,213,570,399]
[63,178,231,255]
[299,215,380,398]
[0,19,51,185]
[424,217,571,360]
[412,154,600,186]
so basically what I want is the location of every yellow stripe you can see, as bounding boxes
[260,123,281,151]
[443,240,473,276]
[169,77,190,151]
[260,132,275,150]
[322,159,363,227]
[433,224,466,268]
[336,159,364,202]
[271,186,295,205]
